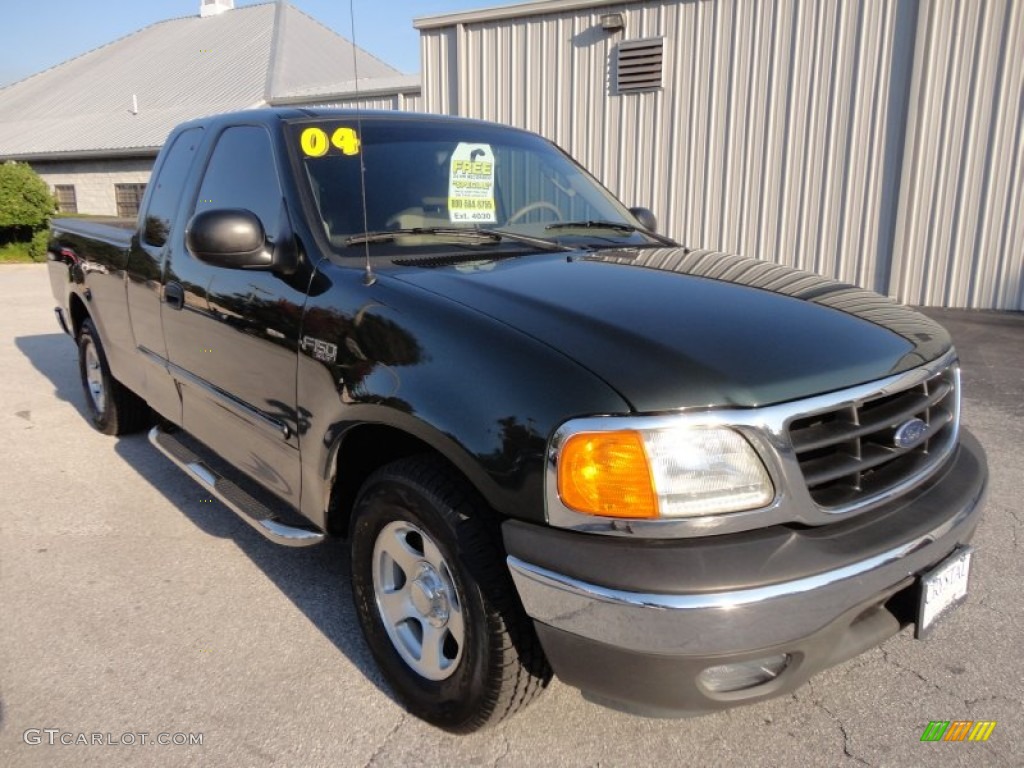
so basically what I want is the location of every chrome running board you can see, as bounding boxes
[148,425,324,547]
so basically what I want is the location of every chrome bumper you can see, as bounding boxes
[508,435,986,658]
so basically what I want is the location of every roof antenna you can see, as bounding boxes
[348,0,375,286]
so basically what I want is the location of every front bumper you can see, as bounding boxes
[504,430,987,715]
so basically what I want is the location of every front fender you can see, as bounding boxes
[296,265,630,530]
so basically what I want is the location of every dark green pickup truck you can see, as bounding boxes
[48,108,986,732]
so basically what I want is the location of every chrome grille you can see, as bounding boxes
[788,362,960,511]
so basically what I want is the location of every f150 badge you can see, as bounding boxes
[301,336,338,363]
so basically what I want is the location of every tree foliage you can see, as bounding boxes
[28,229,51,261]
[0,162,56,230]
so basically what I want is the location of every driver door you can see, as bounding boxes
[162,125,304,507]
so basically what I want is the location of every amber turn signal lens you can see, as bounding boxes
[557,431,658,518]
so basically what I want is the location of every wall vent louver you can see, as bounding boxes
[615,38,665,93]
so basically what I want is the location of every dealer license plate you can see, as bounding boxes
[917,547,972,637]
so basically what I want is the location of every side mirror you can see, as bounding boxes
[186,209,272,270]
[629,207,658,233]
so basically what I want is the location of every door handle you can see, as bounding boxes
[164,282,184,310]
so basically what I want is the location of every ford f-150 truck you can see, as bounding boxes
[47,108,987,733]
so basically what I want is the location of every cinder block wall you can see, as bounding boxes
[33,157,155,216]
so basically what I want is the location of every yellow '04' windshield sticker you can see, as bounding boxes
[300,127,361,157]
[448,143,496,223]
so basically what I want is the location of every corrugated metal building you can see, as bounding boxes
[415,0,1023,310]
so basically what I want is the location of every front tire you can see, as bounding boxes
[77,318,149,435]
[350,456,551,732]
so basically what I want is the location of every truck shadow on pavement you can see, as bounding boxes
[14,333,82,408]
[14,332,399,707]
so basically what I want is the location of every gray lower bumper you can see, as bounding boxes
[507,432,986,659]
[509,499,978,656]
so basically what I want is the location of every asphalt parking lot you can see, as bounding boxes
[1,262,1021,767]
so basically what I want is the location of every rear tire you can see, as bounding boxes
[77,318,149,435]
[350,456,551,732]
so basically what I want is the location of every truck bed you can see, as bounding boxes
[51,217,136,248]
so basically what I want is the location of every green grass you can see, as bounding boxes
[0,241,37,263]
[0,227,51,263]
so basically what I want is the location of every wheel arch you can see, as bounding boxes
[68,292,90,338]
[324,421,505,539]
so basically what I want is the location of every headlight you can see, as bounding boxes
[557,426,774,519]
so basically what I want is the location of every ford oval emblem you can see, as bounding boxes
[894,418,928,450]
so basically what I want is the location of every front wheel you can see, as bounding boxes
[350,456,551,732]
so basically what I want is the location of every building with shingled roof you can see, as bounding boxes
[0,0,421,215]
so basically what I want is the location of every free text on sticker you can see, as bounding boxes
[448,143,496,223]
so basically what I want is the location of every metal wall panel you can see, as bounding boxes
[421,28,460,114]
[891,0,1024,309]
[419,0,1023,309]
[306,91,422,111]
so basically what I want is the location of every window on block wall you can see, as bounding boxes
[115,183,147,218]
[54,185,78,214]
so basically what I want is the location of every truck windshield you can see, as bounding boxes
[288,117,661,252]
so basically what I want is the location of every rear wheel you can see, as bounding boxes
[350,456,551,732]
[77,318,149,435]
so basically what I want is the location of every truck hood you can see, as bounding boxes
[390,247,953,412]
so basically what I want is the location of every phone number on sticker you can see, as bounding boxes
[449,199,495,210]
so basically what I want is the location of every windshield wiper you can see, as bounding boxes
[346,227,497,246]
[345,227,573,252]
[485,228,575,252]
[546,220,677,246]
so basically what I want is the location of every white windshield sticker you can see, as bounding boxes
[448,143,496,223]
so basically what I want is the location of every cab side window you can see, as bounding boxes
[194,126,282,238]
[143,127,203,246]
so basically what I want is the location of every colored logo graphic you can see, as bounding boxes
[920,721,996,742]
